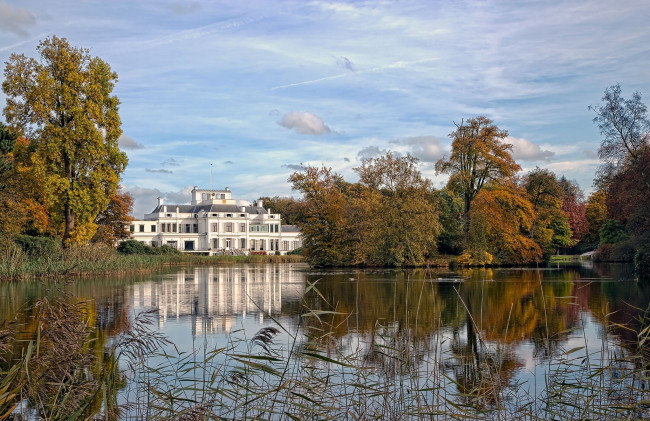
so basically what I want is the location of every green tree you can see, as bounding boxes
[435,116,520,220]
[524,168,574,256]
[434,188,465,254]
[2,36,127,247]
[599,219,628,245]
[355,152,440,266]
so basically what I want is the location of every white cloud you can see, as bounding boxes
[0,1,36,37]
[357,146,387,161]
[125,185,194,217]
[162,158,180,167]
[394,136,445,163]
[124,186,163,217]
[165,185,194,203]
[169,1,202,15]
[503,136,554,161]
[278,111,334,135]
[281,163,303,171]
[336,56,355,72]
[118,134,144,150]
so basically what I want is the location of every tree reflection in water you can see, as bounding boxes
[1,263,650,418]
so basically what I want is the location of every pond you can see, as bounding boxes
[2,262,650,419]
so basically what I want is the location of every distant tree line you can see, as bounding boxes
[268,85,649,270]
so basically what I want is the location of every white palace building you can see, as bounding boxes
[128,186,302,255]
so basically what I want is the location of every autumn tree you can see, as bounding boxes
[523,168,573,256]
[0,124,51,236]
[605,149,650,235]
[255,195,306,225]
[355,152,440,266]
[585,190,607,243]
[2,36,127,247]
[91,191,134,245]
[558,177,588,244]
[289,165,352,266]
[589,85,650,269]
[469,186,542,264]
[435,116,520,220]
[0,123,26,236]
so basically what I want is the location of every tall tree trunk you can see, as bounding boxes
[63,204,75,248]
[62,154,74,248]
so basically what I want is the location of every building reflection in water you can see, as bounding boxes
[130,264,306,336]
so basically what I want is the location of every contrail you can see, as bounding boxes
[270,58,437,91]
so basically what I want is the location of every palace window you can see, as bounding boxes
[151,225,156,232]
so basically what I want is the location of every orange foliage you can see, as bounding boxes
[470,187,542,264]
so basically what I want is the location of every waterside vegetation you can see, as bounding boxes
[0,236,303,281]
[2,270,650,420]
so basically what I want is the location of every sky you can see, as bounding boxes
[1,0,649,217]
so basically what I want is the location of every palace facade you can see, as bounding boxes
[128,187,302,255]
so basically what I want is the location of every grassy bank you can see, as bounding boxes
[0,240,304,281]
[548,254,590,264]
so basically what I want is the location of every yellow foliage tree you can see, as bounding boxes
[2,36,127,247]
[435,116,521,217]
[469,187,542,264]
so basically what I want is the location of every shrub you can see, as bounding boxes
[611,239,636,262]
[593,244,614,261]
[117,240,153,255]
[455,250,493,267]
[635,243,650,274]
[156,244,180,255]
[288,246,305,256]
[14,235,62,257]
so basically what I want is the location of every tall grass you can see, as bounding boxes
[2,273,650,419]
[109,295,650,420]
[0,239,304,281]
